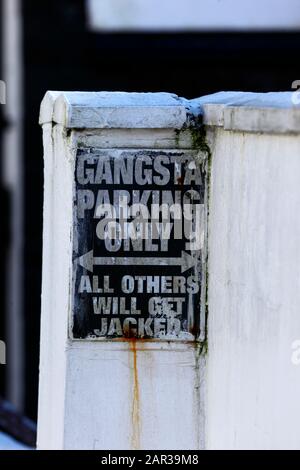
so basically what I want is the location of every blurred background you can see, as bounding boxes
[0,0,300,447]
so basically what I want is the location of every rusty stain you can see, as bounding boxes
[123,322,136,339]
[130,339,141,449]
[177,175,184,186]
[189,324,199,338]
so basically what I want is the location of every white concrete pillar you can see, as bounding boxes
[37,92,208,450]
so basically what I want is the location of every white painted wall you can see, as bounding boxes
[201,92,300,450]
[87,0,300,31]
[206,129,300,449]
[64,342,205,450]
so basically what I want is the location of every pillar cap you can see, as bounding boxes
[40,90,300,134]
[39,91,192,129]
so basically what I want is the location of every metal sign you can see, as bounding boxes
[72,148,205,340]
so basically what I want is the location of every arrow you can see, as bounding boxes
[77,250,200,274]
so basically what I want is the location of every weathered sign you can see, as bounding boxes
[72,148,205,340]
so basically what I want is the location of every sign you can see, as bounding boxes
[72,148,205,340]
